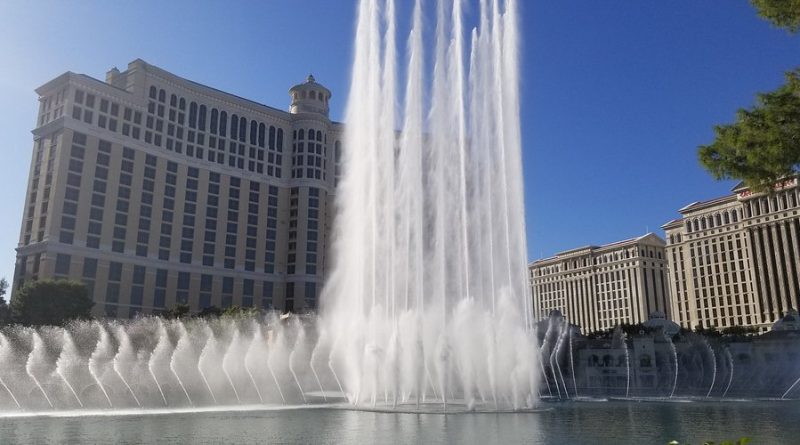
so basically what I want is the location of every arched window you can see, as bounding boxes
[158,89,166,103]
[715,214,721,226]
[316,130,323,141]
[693,219,699,232]
[277,128,284,151]
[188,102,198,128]
[258,123,266,147]
[310,91,316,100]
[732,210,739,222]
[219,111,227,137]
[723,212,730,224]
[239,116,246,141]
[298,129,305,140]
[149,86,157,99]
[308,128,315,140]
[230,114,239,139]
[685,221,692,233]
[210,109,218,134]
[170,94,177,107]
[250,121,258,145]
[179,98,186,111]
[269,126,276,149]
[198,105,206,131]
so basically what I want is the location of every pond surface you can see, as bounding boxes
[0,400,796,444]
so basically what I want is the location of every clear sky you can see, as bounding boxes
[0,1,797,297]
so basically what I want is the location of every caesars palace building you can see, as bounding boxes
[529,233,671,334]
[663,179,800,332]
[13,59,343,317]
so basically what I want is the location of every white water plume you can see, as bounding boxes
[319,0,536,410]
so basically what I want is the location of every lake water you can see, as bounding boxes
[0,400,796,444]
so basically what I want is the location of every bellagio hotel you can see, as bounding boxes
[13,59,343,318]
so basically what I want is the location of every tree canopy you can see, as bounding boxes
[751,0,800,33]
[0,278,9,324]
[698,69,800,193]
[11,280,93,326]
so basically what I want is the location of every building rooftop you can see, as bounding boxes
[530,233,664,266]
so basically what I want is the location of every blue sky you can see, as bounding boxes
[0,1,798,295]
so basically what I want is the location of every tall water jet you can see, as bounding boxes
[722,347,734,399]
[55,330,84,408]
[112,325,141,407]
[88,323,114,408]
[148,321,171,406]
[288,322,308,404]
[197,325,219,405]
[320,0,535,410]
[624,335,631,398]
[221,328,244,404]
[26,332,53,408]
[569,326,578,398]
[667,335,679,398]
[244,323,265,404]
[704,338,717,398]
[170,321,194,406]
[0,333,21,409]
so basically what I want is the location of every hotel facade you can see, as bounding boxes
[663,179,800,332]
[529,233,670,334]
[13,59,342,317]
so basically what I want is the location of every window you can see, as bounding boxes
[55,254,71,276]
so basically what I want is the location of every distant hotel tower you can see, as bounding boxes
[529,234,670,334]
[13,59,343,317]
[663,179,800,332]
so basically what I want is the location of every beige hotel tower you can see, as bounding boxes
[663,179,800,332]
[13,59,343,317]
[529,234,670,334]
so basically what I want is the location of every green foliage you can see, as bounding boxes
[698,69,800,193]
[720,325,759,337]
[585,323,653,340]
[0,278,10,325]
[197,305,223,318]
[221,305,259,318]
[751,0,800,32]
[10,279,93,326]
[693,324,722,338]
[163,303,191,319]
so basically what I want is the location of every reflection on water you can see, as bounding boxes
[0,401,796,444]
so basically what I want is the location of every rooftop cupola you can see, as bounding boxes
[289,74,331,117]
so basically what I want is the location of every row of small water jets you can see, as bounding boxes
[0,315,344,411]
[539,317,800,401]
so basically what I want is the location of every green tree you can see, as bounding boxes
[11,279,93,326]
[698,69,800,193]
[0,278,10,324]
[222,305,259,318]
[164,302,191,319]
[197,305,222,318]
[751,0,800,32]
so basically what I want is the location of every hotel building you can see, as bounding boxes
[13,59,342,317]
[529,233,670,334]
[663,179,800,332]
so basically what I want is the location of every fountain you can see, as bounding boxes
[318,0,536,411]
